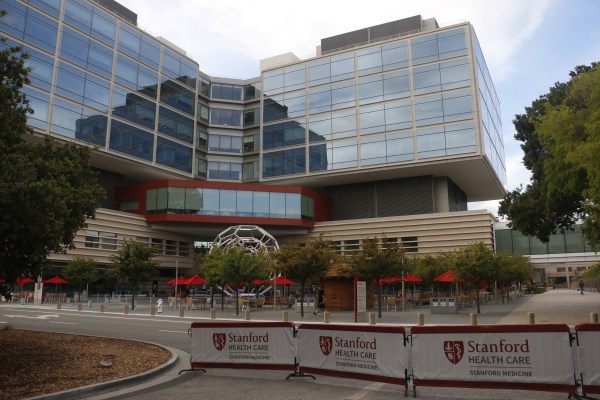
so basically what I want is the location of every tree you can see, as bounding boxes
[452,242,495,314]
[414,254,452,295]
[110,239,159,310]
[272,235,336,318]
[0,29,104,281]
[63,257,98,300]
[499,63,600,248]
[201,245,266,315]
[347,237,406,319]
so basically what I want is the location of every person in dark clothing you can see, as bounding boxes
[314,287,325,314]
[579,280,585,295]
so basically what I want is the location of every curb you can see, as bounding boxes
[27,343,183,400]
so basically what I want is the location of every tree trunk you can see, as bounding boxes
[378,282,383,319]
[131,285,135,310]
[210,286,215,308]
[476,286,480,314]
[300,283,305,317]
[221,287,225,311]
[235,287,239,315]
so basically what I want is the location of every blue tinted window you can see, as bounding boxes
[22,45,54,91]
[64,0,92,33]
[382,41,408,71]
[309,110,356,142]
[207,134,242,153]
[358,75,384,105]
[118,23,160,70]
[91,10,116,46]
[112,86,156,129]
[22,86,49,130]
[162,47,196,88]
[160,79,194,115]
[209,108,242,126]
[207,161,242,180]
[211,83,243,101]
[55,62,110,111]
[109,120,154,161]
[64,0,116,45]
[308,85,332,114]
[263,120,306,150]
[360,132,414,166]
[308,58,330,86]
[416,121,475,159]
[25,0,61,17]
[60,27,113,79]
[115,54,158,98]
[262,148,305,178]
[357,46,382,76]
[158,107,193,143]
[331,81,355,110]
[443,89,473,122]
[263,68,284,95]
[330,53,354,82]
[51,98,107,145]
[414,94,443,127]
[383,70,410,100]
[0,2,58,53]
[263,90,306,122]
[156,136,192,173]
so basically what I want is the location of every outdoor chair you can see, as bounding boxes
[386,297,397,311]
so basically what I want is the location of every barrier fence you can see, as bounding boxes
[186,321,600,398]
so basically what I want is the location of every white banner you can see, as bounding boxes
[297,324,407,385]
[190,322,296,370]
[411,325,575,392]
[576,324,600,394]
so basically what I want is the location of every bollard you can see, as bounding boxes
[21,298,25,305]
[179,307,184,317]
[528,312,535,324]
[100,304,105,313]
[282,310,288,322]
[591,312,599,323]
[78,303,83,312]
[470,313,478,326]
[368,312,376,325]
[124,305,129,314]
[150,306,156,316]
[323,311,331,323]
[244,310,251,321]
[417,313,424,326]
[57,302,61,310]
[88,300,92,309]
[210,308,216,320]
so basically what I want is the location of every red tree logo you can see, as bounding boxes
[319,336,333,356]
[443,341,464,364]
[213,333,226,351]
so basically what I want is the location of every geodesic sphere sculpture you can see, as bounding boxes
[212,225,279,254]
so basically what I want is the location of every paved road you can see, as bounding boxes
[1,289,599,400]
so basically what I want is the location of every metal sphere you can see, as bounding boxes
[212,225,279,254]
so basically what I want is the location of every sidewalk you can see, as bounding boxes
[31,288,600,326]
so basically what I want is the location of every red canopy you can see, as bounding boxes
[17,275,35,287]
[250,278,265,285]
[183,275,206,285]
[434,270,464,283]
[44,276,68,284]
[167,276,187,285]
[380,274,423,284]
[267,276,296,285]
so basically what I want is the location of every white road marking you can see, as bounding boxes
[159,330,188,334]
[4,314,60,319]
[49,321,77,325]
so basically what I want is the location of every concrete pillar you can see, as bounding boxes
[179,307,185,317]
[528,312,535,324]
[591,312,599,323]
[57,302,61,310]
[417,313,424,326]
[150,306,156,316]
[470,313,478,326]
[368,313,376,325]
[124,305,129,314]
[282,310,288,322]
[77,303,83,311]
[100,304,105,313]
[323,311,330,323]
[244,310,251,321]
[210,308,216,319]
[88,300,92,308]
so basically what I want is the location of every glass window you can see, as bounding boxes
[330,52,354,82]
[284,64,306,91]
[199,77,210,97]
[244,82,260,100]
[383,70,410,100]
[115,54,158,98]
[242,161,259,181]
[237,191,253,215]
[253,192,269,216]
[440,58,470,90]
[160,79,194,116]
[56,62,110,112]
[161,47,197,88]
[208,134,243,153]
[331,81,355,110]
[101,232,117,250]
[244,108,260,126]
[209,108,242,126]
[211,83,244,101]
[84,230,100,248]
[308,58,330,86]
[263,120,305,149]
[179,241,190,257]
[64,0,92,34]
[262,148,305,178]
[26,0,61,17]
[382,41,408,71]
[269,193,286,218]
[308,86,332,114]
[156,136,192,173]
[51,98,107,146]
[263,68,284,96]
[207,162,241,180]
[196,158,207,178]
[357,46,382,76]
[22,86,50,130]
[411,34,439,65]
[109,119,154,161]
[413,63,441,95]
[158,107,193,143]
[112,86,156,129]
[442,89,473,122]
[414,94,443,127]
[220,191,236,216]
[358,75,383,105]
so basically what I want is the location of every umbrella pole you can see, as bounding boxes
[402,274,406,312]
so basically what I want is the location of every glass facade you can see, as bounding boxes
[495,226,592,255]
[145,186,314,220]
[260,25,505,187]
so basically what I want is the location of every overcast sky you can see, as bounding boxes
[118,0,600,216]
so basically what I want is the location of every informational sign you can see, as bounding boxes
[411,324,576,392]
[356,281,366,312]
[298,324,407,385]
[576,323,600,394]
[190,322,296,370]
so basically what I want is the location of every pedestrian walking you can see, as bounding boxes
[579,279,585,295]
[314,287,325,315]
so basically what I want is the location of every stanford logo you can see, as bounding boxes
[319,336,333,356]
[444,341,464,364]
[213,333,226,351]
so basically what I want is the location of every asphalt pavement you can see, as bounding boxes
[3,288,599,400]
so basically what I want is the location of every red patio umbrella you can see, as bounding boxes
[267,276,296,285]
[183,275,206,285]
[44,276,69,284]
[16,275,35,288]
[433,270,464,283]
[166,276,188,285]
[380,274,423,284]
[250,278,265,285]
